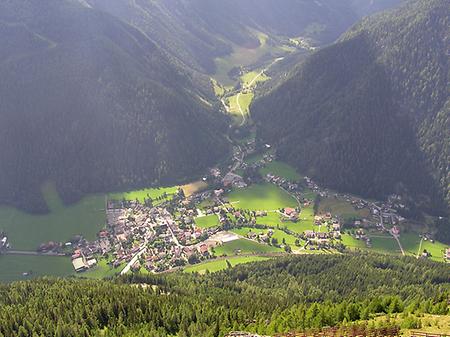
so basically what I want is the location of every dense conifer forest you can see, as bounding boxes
[253,0,449,218]
[0,0,228,212]
[0,254,448,337]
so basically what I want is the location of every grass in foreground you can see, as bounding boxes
[227,183,297,211]
[184,256,270,274]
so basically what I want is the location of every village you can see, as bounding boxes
[1,136,448,275]
[62,136,450,274]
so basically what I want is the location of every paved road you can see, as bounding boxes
[378,211,405,256]
[120,243,148,275]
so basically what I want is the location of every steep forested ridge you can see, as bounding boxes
[0,254,449,337]
[85,0,403,73]
[0,0,228,212]
[253,0,449,214]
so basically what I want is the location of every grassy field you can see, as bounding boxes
[181,181,208,197]
[318,197,370,221]
[77,259,124,280]
[109,186,179,203]
[184,256,270,274]
[227,183,297,211]
[213,31,271,86]
[0,183,105,251]
[341,234,367,250]
[211,78,225,96]
[195,215,219,229]
[231,227,298,246]
[227,92,254,117]
[255,212,282,227]
[395,230,447,262]
[422,239,447,262]
[260,161,301,181]
[0,255,73,283]
[214,238,282,256]
[368,314,450,335]
[368,234,401,255]
[399,232,422,256]
[282,206,315,234]
[245,153,264,164]
[241,70,269,88]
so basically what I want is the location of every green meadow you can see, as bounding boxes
[368,234,401,255]
[109,186,179,204]
[227,183,297,211]
[0,183,105,251]
[255,212,283,227]
[213,32,271,86]
[318,197,370,221]
[77,259,124,280]
[282,206,315,234]
[231,227,298,246]
[241,70,269,87]
[245,153,264,164]
[214,238,282,256]
[341,234,367,250]
[227,92,254,120]
[184,256,270,274]
[195,214,219,229]
[0,255,73,283]
[259,161,301,181]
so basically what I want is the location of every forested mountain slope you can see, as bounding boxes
[0,0,228,212]
[0,254,448,337]
[253,0,449,215]
[85,0,403,73]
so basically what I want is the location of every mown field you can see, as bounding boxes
[195,214,219,229]
[227,183,297,211]
[184,255,270,274]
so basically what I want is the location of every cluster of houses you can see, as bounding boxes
[66,143,450,274]
[70,197,221,273]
